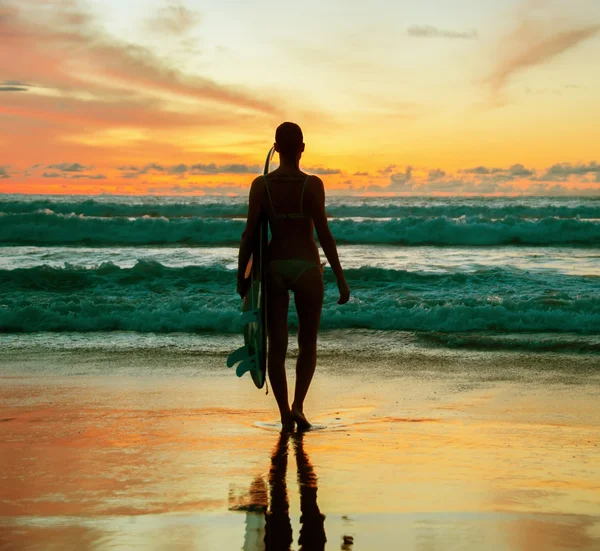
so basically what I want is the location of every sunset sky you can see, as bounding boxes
[1,0,599,195]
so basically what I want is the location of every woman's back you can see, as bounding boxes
[262,169,320,263]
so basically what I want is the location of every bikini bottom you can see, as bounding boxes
[267,259,321,288]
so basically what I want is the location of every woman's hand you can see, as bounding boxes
[337,278,350,305]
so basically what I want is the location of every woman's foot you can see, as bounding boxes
[291,404,311,431]
[280,412,295,433]
[281,419,295,432]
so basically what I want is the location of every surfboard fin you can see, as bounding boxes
[226,345,248,368]
[227,346,260,381]
[236,356,259,378]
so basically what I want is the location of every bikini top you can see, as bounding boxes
[263,174,310,220]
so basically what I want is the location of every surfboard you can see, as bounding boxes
[226,146,275,388]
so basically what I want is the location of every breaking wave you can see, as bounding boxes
[1,211,599,246]
[1,197,599,220]
[1,261,597,335]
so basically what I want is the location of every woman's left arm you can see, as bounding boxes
[237,177,263,298]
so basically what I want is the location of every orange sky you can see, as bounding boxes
[0,0,599,196]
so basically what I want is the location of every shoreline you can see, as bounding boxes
[0,341,598,386]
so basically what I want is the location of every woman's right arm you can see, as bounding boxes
[310,177,350,305]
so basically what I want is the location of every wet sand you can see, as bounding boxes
[1,349,599,550]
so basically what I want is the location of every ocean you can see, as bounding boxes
[1,194,599,357]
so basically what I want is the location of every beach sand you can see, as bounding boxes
[1,347,599,550]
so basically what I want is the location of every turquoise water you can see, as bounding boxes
[0,195,598,353]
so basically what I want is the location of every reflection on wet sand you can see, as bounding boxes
[293,433,327,551]
[264,431,293,550]
[240,431,327,551]
[2,370,600,550]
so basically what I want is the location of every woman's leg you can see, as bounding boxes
[291,267,324,429]
[267,275,292,429]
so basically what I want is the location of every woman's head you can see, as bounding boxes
[275,122,304,162]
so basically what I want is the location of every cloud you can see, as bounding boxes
[118,163,165,177]
[0,86,28,92]
[428,169,446,179]
[460,166,504,175]
[0,167,9,179]
[307,166,342,175]
[389,166,413,189]
[219,164,261,174]
[189,163,261,174]
[42,171,106,180]
[1,80,32,86]
[118,162,263,178]
[509,163,535,177]
[145,4,201,35]
[188,163,220,175]
[354,160,596,195]
[141,163,167,173]
[378,164,397,175]
[168,164,188,175]
[407,26,478,40]
[485,12,600,95]
[47,162,90,172]
[71,174,107,180]
[0,2,297,193]
[363,166,412,192]
[0,1,279,128]
[541,161,600,181]
[458,165,535,180]
[354,171,369,177]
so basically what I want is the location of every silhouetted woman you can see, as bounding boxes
[237,122,350,431]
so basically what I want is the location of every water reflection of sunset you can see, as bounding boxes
[1,351,599,549]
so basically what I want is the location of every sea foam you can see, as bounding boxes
[2,197,599,220]
[1,262,597,335]
[1,212,599,246]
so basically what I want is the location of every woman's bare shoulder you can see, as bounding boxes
[305,174,325,194]
[248,174,267,202]
[250,174,266,189]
